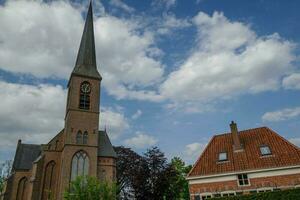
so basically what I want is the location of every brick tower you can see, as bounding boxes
[58,1,102,197]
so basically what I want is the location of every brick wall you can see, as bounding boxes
[189,173,300,199]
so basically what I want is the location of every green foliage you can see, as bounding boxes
[114,146,192,200]
[210,188,300,200]
[64,176,117,200]
[166,157,192,200]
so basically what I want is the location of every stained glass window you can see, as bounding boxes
[70,151,89,181]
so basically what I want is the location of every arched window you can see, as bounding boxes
[16,177,27,200]
[79,82,91,110]
[42,161,56,200]
[83,131,88,144]
[70,151,89,181]
[76,131,82,144]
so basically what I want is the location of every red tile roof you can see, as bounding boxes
[188,127,300,177]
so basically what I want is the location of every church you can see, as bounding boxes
[2,2,117,200]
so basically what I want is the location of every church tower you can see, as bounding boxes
[3,2,116,200]
[58,1,102,197]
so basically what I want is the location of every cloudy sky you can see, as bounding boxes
[0,0,300,164]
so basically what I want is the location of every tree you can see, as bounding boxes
[64,176,117,200]
[0,176,4,195]
[114,146,192,200]
[1,160,12,178]
[0,160,13,197]
[114,146,150,199]
[167,157,192,199]
[143,147,172,200]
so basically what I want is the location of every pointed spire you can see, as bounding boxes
[72,1,101,80]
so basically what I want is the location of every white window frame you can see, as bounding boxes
[257,187,273,193]
[260,145,272,156]
[200,192,213,199]
[193,193,201,200]
[237,173,250,186]
[218,152,228,161]
[221,191,236,197]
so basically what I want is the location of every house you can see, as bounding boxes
[2,2,117,200]
[187,121,300,200]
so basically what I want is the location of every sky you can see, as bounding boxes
[0,0,300,165]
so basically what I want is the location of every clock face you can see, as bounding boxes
[81,82,91,94]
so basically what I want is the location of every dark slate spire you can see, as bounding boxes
[98,130,117,158]
[72,1,101,80]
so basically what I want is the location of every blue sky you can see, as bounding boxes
[0,0,300,165]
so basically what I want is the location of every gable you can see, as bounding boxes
[13,143,41,171]
[188,127,300,177]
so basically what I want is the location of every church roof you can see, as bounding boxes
[98,130,117,158]
[188,127,300,177]
[12,141,41,171]
[71,1,101,80]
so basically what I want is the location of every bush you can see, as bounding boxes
[64,176,117,200]
[211,188,300,200]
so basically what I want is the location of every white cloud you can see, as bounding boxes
[109,0,135,13]
[124,132,158,149]
[0,0,82,77]
[160,12,296,111]
[184,142,206,159]
[0,81,66,155]
[156,13,191,35]
[132,109,142,119]
[152,0,176,9]
[289,138,300,147]
[283,73,300,90]
[100,107,130,139]
[0,79,129,162]
[262,107,300,122]
[0,0,164,102]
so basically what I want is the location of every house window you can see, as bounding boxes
[83,131,88,144]
[70,151,89,181]
[201,194,212,199]
[218,152,227,161]
[238,174,249,186]
[214,194,221,198]
[260,145,271,156]
[222,192,235,197]
[194,195,200,200]
[258,188,273,193]
[79,82,91,110]
[76,131,82,144]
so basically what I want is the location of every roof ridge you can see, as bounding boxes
[214,126,268,137]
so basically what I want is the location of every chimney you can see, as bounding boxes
[230,121,242,151]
